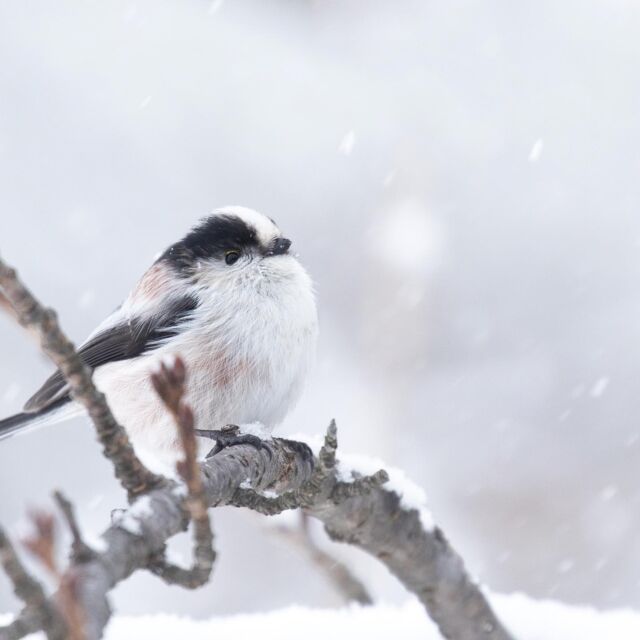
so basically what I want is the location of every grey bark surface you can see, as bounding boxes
[0,433,514,640]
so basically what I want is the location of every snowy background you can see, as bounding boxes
[1,0,640,624]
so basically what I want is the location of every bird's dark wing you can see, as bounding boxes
[23,294,199,412]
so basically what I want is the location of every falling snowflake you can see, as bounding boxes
[338,130,356,156]
[528,139,544,162]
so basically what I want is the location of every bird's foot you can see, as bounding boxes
[194,424,269,459]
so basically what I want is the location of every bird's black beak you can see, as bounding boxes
[267,237,292,256]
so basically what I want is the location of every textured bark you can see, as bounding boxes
[312,487,506,639]
[0,432,514,640]
[0,529,66,640]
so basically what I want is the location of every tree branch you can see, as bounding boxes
[267,512,373,606]
[0,257,162,500]
[22,509,88,640]
[147,357,216,588]
[0,426,514,640]
[0,255,514,640]
[53,491,96,565]
[0,527,66,640]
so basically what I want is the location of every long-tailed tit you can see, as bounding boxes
[0,207,318,459]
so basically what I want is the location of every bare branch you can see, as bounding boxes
[147,357,216,589]
[0,257,162,500]
[0,423,513,640]
[53,491,96,565]
[0,289,17,321]
[0,527,66,640]
[53,497,93,640]
[22,509,87,640]
[269,512,373,606]
[22,512,57,576]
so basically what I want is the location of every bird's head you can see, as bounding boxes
[159,207,303,289]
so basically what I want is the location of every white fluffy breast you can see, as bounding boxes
[93,253,318,459]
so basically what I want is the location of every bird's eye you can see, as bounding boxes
[225,250,241,265]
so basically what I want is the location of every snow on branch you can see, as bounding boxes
[0,255,515,640]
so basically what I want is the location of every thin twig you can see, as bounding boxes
[0,289,17,321]
[270,512,373,606]
[22,511,87,640]
[147,357,216,588]
[0,527,66,640]
[22,512,57,576]
[0,257,162,499]
[53,491,96,564]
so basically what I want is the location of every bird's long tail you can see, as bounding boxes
[0,398,75,440]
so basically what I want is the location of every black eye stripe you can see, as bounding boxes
[160,215,258,274]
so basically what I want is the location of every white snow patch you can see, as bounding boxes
[261,509,301,529]
[116,514,141,536]
[590,377,609,398]
[529,138,544,162]
[286,432,323,455]
[95,594,640,640]
[165,548,187,567]
[338,130,356,156]
[133,495,154,517]
[171,484,188,499]
[281,433,433,529]
[85,534,108,553]
[240,422,271,439]
[237,479,276,499]
[337,453,434,530]
[115,495,154,536]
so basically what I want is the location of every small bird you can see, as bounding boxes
[0,207,318,459]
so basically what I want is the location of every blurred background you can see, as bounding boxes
[1,0,640,619]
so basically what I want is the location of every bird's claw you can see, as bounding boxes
[195,425,270,458]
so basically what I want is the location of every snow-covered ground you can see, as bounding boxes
[99,595,640,640]
[101,595,640,640]
[5,594,640,640]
